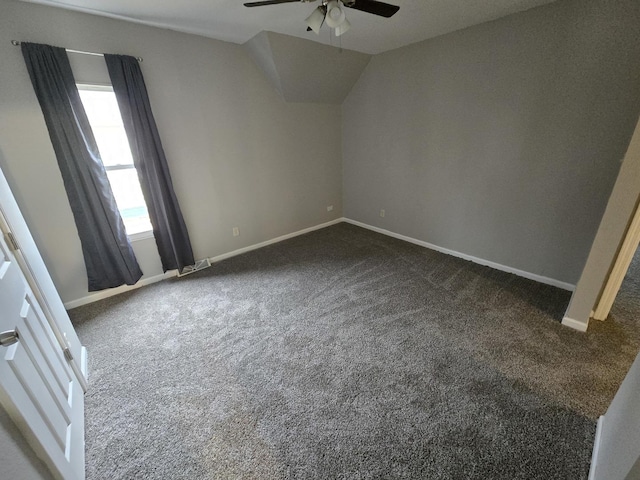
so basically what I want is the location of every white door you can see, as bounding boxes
[0,170,85,480]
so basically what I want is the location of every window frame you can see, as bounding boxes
[77,83,153,242]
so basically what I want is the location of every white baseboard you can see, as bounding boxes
[589,416,605,480]
[561,316,589,332]
[344,218,576,292]
[64,217,578,313]
[208,218,343,264]
[64,218,343,309]
[64,270,178,310]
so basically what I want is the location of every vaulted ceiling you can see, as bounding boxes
[19,0,557,55]
[245,31,371,103]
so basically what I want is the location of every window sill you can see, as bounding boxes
[128,230,154,242]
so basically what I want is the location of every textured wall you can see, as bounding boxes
[342,0,640,285]
[0,409,53,480]
[0,0,343,304]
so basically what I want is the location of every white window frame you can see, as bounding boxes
[77,83,153,242]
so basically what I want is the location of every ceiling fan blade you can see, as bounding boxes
[344,0,399,18]
[244,0,303,7]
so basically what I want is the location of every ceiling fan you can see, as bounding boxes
[243,0,400,37]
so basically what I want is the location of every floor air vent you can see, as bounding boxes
[178,258,211,277]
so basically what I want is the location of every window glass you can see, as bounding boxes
[78,86,152,235]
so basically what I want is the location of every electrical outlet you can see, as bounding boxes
[327,205,334,212]
[380,209,385,218]
[232,227,239,237]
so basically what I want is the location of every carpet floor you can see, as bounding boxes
[69,223,640,479]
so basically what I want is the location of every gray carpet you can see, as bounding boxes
[69,223,640,479]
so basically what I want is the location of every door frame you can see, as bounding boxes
[593,198,640,320]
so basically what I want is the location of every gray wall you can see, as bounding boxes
[342,0,640,285]
[0,0,342,305]
[0,408,53,480]
[593,350,640,479]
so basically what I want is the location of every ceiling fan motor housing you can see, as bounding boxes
[325,0,347,28]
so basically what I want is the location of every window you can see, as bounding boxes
[77,85,152,236]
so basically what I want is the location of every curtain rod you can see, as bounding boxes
[11,40,143,62]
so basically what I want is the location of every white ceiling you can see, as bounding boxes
[21,0,557,55]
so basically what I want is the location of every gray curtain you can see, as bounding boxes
[104,54,195,273]
[21,43,143,291]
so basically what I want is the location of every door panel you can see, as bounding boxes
[8,342,71,450]
[0,237,10,277]
[0,168,85,480]
[0,168,86,390]
[20,297,74,403]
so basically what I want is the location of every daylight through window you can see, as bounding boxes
[78,85,152,236]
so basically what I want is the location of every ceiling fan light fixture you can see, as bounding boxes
[305,6,326,34]
[334,18,351,36]
[325,0,347,28]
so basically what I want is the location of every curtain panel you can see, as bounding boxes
[21,42,143,291]
[104,54,195,273]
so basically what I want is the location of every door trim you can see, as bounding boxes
[593,198,640,321]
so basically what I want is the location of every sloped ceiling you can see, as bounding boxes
[244,31,371,104]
